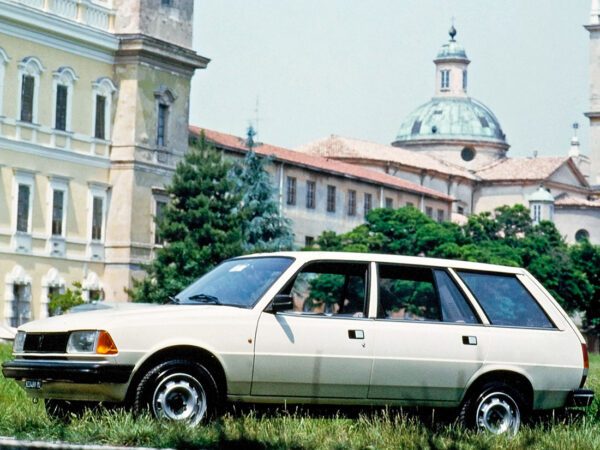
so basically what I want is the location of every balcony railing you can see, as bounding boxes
[6,0,115,32]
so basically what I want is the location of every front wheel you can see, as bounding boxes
[134,359,219,426]
[459,382,524,435]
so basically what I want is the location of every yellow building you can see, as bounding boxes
[0,0,207,326]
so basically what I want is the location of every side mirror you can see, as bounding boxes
[268,294,293,313]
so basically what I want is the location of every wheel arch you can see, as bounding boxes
[462,369,534,411]
[125,345,227,405]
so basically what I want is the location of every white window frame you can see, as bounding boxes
[0,47,10,117]
[47,176,69,238]
[52,66,78,132]
[12,169,35,234]
[441,69,450,90]
[87,182,109,243]
[154,85,177,149]
[91,77,117,141]
[17,56,45,124]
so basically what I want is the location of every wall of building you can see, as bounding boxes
[554,208,600,244]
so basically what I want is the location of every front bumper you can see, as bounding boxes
[2,359,134,384]
[566,389,595,407]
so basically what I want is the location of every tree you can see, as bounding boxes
[48,282,84,316]
[130,134,243,303]
[311,204,594,320]
[233,129,293,252]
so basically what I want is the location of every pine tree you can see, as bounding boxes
[130,134,243,303]
[233,127,294,252]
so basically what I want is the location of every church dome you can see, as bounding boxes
[393,97,507,146]
[435,26,468,61]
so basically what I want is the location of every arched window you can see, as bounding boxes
[82,271,104,302]
[154,85,177,149]
[575,229,590,243]
[4,265,32,327]
[41,268,66,318]
[18,56,45,124]
[52,67,78,132]
[91,77,117,140]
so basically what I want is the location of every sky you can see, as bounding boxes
[190,1,591,159]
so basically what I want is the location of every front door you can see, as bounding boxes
[252,261,373,399]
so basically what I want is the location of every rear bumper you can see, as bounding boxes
[2,359,134,384]
[566,389,595,407]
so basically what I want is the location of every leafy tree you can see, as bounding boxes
[233,142,293,252]
[311,204,594,321]
[130,134,243,303]
[48,282,84,316]
[570,240,600,330]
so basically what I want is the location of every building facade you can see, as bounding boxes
[0,0,207,326]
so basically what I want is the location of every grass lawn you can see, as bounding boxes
[1,342,599,449]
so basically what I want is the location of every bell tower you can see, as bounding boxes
[103,0,209,299]
[585,0,600,186]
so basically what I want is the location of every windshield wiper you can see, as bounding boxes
[185,293,221,305]
[167,296,180,304]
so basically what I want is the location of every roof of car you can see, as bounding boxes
[236,251,525,274]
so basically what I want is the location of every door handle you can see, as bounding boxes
[348,329,365,339]
[462,336,477,345]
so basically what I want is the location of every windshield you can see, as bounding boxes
[175,256,294,308]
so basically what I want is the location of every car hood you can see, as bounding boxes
[18,303,254,333]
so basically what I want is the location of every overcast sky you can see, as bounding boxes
[190,1,591,159]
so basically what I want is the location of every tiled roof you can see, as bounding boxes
[475,157,572,181]
[555,196,600,208]
[189,126,453,202]
[297,135,477,180]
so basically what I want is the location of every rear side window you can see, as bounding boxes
[378,265,479,323]
[457,271,554,328]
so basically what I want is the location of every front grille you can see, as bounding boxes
[23,333,69,353]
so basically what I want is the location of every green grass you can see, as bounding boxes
[1,343,599,449]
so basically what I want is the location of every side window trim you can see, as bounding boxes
[447,268,490,325]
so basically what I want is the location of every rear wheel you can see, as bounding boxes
[134,359,219,426]
[459,382,524,435]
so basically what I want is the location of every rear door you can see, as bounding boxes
[368,264,485,403]
[252,261,374,398]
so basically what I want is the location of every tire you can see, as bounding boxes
[133,359,219,425]
[459,382,524,435]
[45,399,89,421]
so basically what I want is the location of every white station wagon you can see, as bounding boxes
[2,252,594,434]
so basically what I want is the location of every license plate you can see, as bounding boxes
[25,379,42,390]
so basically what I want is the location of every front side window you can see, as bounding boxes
[91,196,103,240]
[20,75,34,122]
[327,185,336,212]
[52,190,65,236]
[348,189,356,216]
[378,265,478,323]
[306,181,316,209]
[385,197,393,209]
[16,184,31,232]
[437,209,444,222]
[425,206,433,218]
[281,261,368,317]
[286,176,296,205]
[462,70,467,90]
[55,84,68,131]
[457,271,554,328]
[176,257,294,308]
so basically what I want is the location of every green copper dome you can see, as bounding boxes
[394,97,507,145]
[435,25,469,62]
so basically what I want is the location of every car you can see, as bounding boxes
[2,251,594,434]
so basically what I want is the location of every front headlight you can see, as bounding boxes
[13,331,25,353]
[67,331,99,353]
[66,330,118,355]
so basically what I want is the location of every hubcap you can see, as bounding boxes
[152,373,207,425]
[476,391,520,435]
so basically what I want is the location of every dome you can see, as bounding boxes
[435,26,469,62]
[394,97,507,145]
[528,185,555,203]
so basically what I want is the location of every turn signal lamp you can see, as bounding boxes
[96,330,118,355]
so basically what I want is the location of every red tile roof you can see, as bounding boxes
[189,126,453,202]
[475,157,578,182]
[555,196,600,208]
